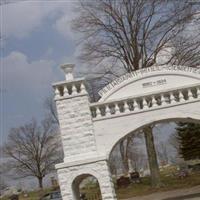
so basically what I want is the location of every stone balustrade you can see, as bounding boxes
[52,78,86,100]
[90,85,200,119]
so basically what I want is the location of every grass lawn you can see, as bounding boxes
[1,188,51,200]
[116,171,200,199]
[2,171,200,200]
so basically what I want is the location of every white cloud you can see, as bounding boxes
[1,1,70,39]
[54,14,74,39]
[43,47,54,59]
[53,2,79,40]
[1,51,57,94]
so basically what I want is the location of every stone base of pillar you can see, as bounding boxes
[57,159,117,200]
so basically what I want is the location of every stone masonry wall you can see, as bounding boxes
[57,160,117,200]
[56,94,97,159]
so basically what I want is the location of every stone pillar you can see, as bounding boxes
[53,64,97,162]
[98,161,117,200]
[56,160,117,200]
[53,64,117,200]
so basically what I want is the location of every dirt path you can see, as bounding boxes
[124,185,200,200]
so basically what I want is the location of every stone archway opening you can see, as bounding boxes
[108,118,200,198]
[72,174,102,200]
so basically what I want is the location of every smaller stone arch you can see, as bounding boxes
[56,160,117,200]
[72,173,102,200]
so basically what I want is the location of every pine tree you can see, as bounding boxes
[176,122,200,161]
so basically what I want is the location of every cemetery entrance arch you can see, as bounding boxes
[53,64,200,200]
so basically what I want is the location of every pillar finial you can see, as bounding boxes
[61,63,75,81]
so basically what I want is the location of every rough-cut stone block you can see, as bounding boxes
[57,160,116,200]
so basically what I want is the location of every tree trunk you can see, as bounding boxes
[144,126,162,188]
[120,137,132,175]
[38,177,43,189]
[119,140,128,174]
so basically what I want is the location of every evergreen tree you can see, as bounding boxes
[176,122,200,161]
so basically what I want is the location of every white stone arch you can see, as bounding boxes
[100,73,200,102]
[98,65,200,102]
[71,172,102,200]
[57,160,117,200]
[107,114,200,160]
[53,64,200,200]
[70,168,105,189]
[90,65,200,160]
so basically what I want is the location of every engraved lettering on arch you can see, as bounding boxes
[98,66,200,97]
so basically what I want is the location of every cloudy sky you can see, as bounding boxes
[1,1,197,145]
[0,1,181,189]
[1,0,82,143]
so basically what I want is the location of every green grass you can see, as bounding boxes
[1,188,51,200]
[116,172,200,199]
[81,169,200,199]
[1,170,200,200]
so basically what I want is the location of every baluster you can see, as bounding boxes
[96,107,101,118]
[142,98,148,109]
[179,90,185,102]
[161,94,167,105]
[63,85,69,97]
[124,101,130,112]
[105,105,111,116]
[197,87,200,98]
[133,99,139,111]
[152,96,157,107]
[170,92,176,104]
[72,84,78,95]
[55,87,60,99]
[80,82,86,93]
[115,103,120,114]
[188,89,193,100]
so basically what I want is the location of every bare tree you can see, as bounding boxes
[157,141,169,166]
[128,137,147,172]
[117,131,143,174]
[0,163,8,192]
[85,77,108,102]
[171,19,200,68]
[109,153,119,176]
[73,0,199,188]
[44,96,59,125]
[143,126,161,187]
[110,132,146,175]
[129,150,147,173]
[119,136,133,174]
[0,179,7,192]
[73,0,199,72]
[2,118,62,189]
[168,132,180,152]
